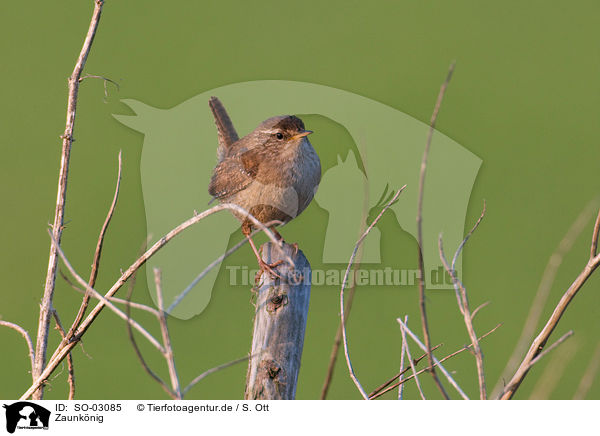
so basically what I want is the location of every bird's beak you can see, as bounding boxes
[290,130,313,140]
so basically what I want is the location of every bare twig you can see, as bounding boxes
[493,199,599,396]
[527,330,574,369]
[591,205,600,259]
[22,203,284,399]
[340,186,407,400]
[34,0,105,400]
[500,208,600,400]
[439,202,487,399]
[471,301,490,320]
[69,151,122,337]
[369,324,501,400]
[370,343,443,398]
[529,335,577,399]
[124,263,175,399]
[168,233,247,313]
[320,265,360,400]
[369,343,443,399]
[51,232,165,353]
[154,268,182,399]
[51,310,75,400]
[64,275,160,317]
[451,201,487,273]
[168,219,286,313]
[79,74,120,100]
[183,355,251,396]
[321,170,373,400]
[399,318,425,399]
[573,342,600,400]
[415,61,455,400]
[397,317,469,399]
[0,320,35,379]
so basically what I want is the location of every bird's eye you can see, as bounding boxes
[276,132,284,140]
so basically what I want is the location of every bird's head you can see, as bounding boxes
[252,115,312,149]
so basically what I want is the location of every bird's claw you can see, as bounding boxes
[254,259,284,285]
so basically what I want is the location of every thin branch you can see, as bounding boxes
[183,355,251,396]
[471,301,490,320]
[591,206,600,259]
[573,342,600,400]
[493,200,599,397]
[451,201,487,272]
[529,335,577,399]
[34,0,105,400]
[397,317,469,400]
[321,164,372,400]
[399,318,426,399]
[340,186,407,400]
[320,168,374,400]
[168,219,285,313]
[369,343,443,399]
[154,268,182,399]
[320,265,360,400]
[51,310,75,400]
[168,232,246,313]
[79,74,120,100]
[439,202,487,399]
[0,320,35,379]
[500,208,600,400]
[69,150,122,337]
[50,231,165,353]
[63,271,160,317]
[415,61,455,400]
[527,330,574,369]
[398,315,408,400]
[22,203,285,400]
[369,324,501,399]
[124,257,175,399]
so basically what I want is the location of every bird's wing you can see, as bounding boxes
[209,96,239,162]
[208,150,260,201]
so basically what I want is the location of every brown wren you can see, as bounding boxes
[207,97,321,278]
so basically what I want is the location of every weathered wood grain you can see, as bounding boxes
[245,242,311,400]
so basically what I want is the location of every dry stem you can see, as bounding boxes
[320,175,375,400]
[22,203,285,399]
[339,186,406,399]
[500,207,600,400]
[154,268,182,399]
[69,151,122,337]
[34,0,105,400]
[369,343,443,399]
[439,202,487,399]
[493,199,599,396]
[397,318,469,399]
[398,315,408,399]
[0,320,35,380]
[183,355,250,396]
[51,310,75,400]
[124,269,176,399]
[320,265,360,400]
[399,318,425,399]
[369,324,501,400]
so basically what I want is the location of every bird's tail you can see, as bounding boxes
[209,96,239,162]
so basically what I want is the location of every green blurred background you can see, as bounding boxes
[1,0,599,400]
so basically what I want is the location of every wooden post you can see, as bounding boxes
[244,242,311,400]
